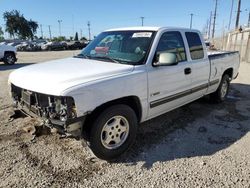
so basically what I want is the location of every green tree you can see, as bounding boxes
[28,20,38,38]
[3,10,38,39]
[0,26,4,40]
[74,32,79,41]
[80,36,87,41]
[52,36,66,42]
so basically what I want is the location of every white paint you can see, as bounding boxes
[8,27,240,123]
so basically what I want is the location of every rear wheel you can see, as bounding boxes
[210,74,230,103]
[3,52,16,65]
[89,105,137,160]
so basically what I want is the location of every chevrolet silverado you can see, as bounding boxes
[9,27,240,159]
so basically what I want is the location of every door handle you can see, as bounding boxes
[184,67,192,75]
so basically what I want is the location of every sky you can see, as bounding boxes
[0,0,249,39]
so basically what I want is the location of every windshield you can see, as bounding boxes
[77,30,155,65]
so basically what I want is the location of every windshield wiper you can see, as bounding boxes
[92,56,121,64]
[74,54,91,59]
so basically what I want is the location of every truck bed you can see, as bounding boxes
[208,50,239,59]
[208,50,240,82]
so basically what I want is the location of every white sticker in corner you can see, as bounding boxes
[132,32,152,38]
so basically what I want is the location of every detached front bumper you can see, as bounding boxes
[11,84,85,133]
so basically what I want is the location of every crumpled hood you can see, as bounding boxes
[9,57,134,95]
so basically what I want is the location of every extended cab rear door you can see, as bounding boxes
[184,32,210,99]
[147,30,193,119]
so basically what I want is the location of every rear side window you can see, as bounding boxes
[185,32,204,60]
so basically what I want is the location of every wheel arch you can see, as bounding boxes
[223,68,233,79]
[82,96,142,138]
[89,96,142,122]
[4,51,16,56]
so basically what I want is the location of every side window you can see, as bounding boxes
[156,31,187,62]
[185,32,204,60]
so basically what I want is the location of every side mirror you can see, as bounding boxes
[154,52,177,66]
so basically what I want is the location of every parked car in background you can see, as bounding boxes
[0,44,17,65]
[7,41,22,47]
[0,42,8,45]
[41,41,67,51]
[66,41,87,50]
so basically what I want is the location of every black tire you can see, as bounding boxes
[3,52,16,65]
[210,74,230,103]
[89,104,137,160]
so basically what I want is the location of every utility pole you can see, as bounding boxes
[72,15,75,36]
[48,25,52,40]
[206,19,210,39]
[208,11,212,39]
[87,21,91,41]
[190,13,194,29]
[58,20,62,36]
[228,0,234,30]
[40,24,43,38]
[80,29,83,39]
[212,0,218,39]
[248,10,250,27]
[140,17,144,26]
[235,0,241,29]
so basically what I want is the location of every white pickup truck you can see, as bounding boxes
[0,44,17,65]
[9,27,240,159]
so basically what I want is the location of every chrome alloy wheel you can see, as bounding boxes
[101,115,129,150]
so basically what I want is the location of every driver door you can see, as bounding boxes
[147,31,193,119]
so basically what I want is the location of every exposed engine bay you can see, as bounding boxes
[11,84,78,129]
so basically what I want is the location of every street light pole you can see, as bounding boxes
[58,20,62,36]
[40,24,43,38]
[140,17,144,26]
[48,25,52,40]
[190,13,194,29]
[87,21,91,41]
[80,29,83,39]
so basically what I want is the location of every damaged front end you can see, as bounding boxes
[11,84,85,133]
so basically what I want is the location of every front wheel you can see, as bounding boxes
[210,74,230,103]
[89,105,137,160]
[3,52,16,65]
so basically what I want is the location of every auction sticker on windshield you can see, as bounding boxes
[132,32,152,38]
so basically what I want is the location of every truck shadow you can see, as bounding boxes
[0,63,34,71]
[114,83,250,168]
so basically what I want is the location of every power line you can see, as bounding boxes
[235,0,241,29]
[212,0,218,39]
